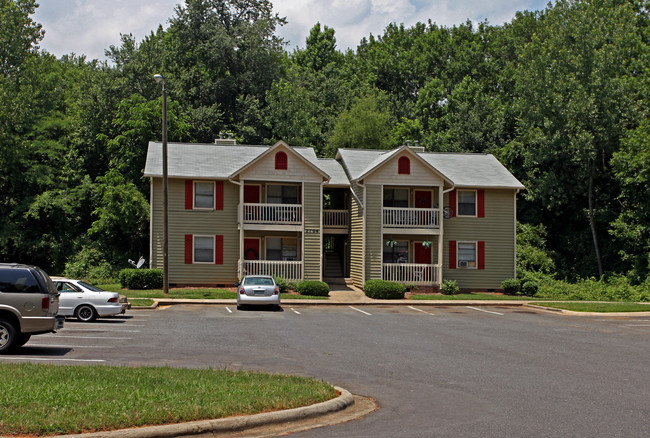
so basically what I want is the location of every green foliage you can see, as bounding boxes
[516,222,556,275]
[363,279,406,299]
[525,272,650,302]
[273,276,290,294]
[440,280,459,295]
[520,279,539,297]
[292,280,330,297]
[118,269,163,290]
[501,278,521,295]
[63,247,114,281]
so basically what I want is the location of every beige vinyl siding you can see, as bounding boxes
[443,189,516,289]
[364,184,383,282]
[151,177,240,285]
[365,152,444,186]
[349,183,364,287]
[238,145,322,183]
[303,182,322,280]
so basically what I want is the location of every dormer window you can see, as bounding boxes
[275,151,288,170]
[398,156,410,175]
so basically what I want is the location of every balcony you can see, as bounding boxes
[382,263,440,285]
[323,209,349,231]
[243,260,302,282]
[241,203,302,230]
[382,207,440,232]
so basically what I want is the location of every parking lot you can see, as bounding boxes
[2,305,649,437]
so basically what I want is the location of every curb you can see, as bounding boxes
[55,386,354,438]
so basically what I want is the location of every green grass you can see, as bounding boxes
[530,302,650,312]
[281,293,328,300]
[98,283,237,299]
[410,293,548,300]
[0,363,336,436]
[128,298,155,307]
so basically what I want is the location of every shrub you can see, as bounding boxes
[440,279,459,295]
[64,247,115,281]
[292,281,329,297]
[501,278,521,295]
[273,276,290,294]
[363,280,406,299]
[119,269,163,290]
[520,279,539,297]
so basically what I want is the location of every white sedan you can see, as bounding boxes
[51,277,127,322]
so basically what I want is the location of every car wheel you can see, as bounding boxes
[0,318,18,353]
[76,305,97,322]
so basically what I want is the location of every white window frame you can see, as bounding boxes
[265,236,299,261]
[266,184,300,204]
[457,241,477,269]
[383,239,410,263]
[193,235,215,264]
[383,187,410,208]
[456,189,477,217]
[193,181,215,210]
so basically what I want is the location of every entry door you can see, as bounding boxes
[414,190,432,208]
[414,242,432,264]
[243,238,260,260]
[244,185,260,203]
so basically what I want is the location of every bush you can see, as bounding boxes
[119,269,163,290]
[363,280,406,299]
[64,247,115,281]
[501,278,521,295]
[520,279,539,297]
[273,276,290,294]
[440,279,459,295]
[293,281,329,297]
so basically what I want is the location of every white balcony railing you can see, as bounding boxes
[243,260,302,282]
[382,263,439,285]
[383,207,439,229]
[243,203,302,225]
[323,209,349,228]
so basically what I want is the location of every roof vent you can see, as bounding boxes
[214,132,237,146]
[406,140,411,147]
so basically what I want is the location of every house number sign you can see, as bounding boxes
[305,228,320,234]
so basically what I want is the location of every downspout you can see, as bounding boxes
[514,188,520,280]
[439,186,455,287]
[319,180,325,282]
[358,180,366,286]
[149,178,154,269]
[229,178,243,279]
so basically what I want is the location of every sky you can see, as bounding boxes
[32,0,550,61]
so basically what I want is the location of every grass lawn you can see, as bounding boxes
[128,298,155,307]
[530,302,650,312]
[410,293,548,300]
[0,363,335,436]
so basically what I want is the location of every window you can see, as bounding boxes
[57,282,80,292]
[194,182,214,209]
[457,242,476,268]
[266,237,298,261]
[194,236,214,263]
[275,151,288,170]
[383,240,409,263]
[457,190,476,216]
[398,156,410,174]
[267,185,299,204]
[383,188,409,208]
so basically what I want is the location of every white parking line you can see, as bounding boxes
[0,357,105,362]
[290,308,301,314]
[61,329,140,333]
[349,306,372,315]
[225,306,233,313]
[408,306,435,315]
[466,306,504,316]
[40,335,133,340]
[26,344,114,349]
[625,324,650,327]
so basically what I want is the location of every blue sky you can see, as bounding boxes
[33,0,551,61]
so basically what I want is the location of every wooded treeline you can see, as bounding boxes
[1,0,648,282]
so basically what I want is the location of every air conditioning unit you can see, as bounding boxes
[458,260,469,268]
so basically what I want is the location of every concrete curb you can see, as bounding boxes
[55,386,354,438]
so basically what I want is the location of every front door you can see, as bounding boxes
[414,190,432,208]
[243,238,260,260]
[244,185,260,203]
[414,242,432,264]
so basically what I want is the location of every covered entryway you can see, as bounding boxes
[323,235,349,281]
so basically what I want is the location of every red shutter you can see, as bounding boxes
[398,156,410,174]
[449,190,456,217]
[449,240,457,269]
[215,181,224,210]
[215,235,223,264]
[478,241,485,269]
[185,180,193,209]
[477,190,485,218]
[184,234,193,264]
[275,151,288,170]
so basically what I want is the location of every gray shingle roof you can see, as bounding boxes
[317,159,350,186]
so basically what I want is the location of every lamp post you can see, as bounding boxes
[154,74,169,294]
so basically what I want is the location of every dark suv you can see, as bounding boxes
[0,263,64,353]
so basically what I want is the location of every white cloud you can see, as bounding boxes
[32,0,549,60]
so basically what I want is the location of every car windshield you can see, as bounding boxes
[77,281,104,292]
[244,277,274,286]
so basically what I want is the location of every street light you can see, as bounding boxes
[154,74,169,294]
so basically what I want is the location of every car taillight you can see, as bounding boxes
[274,287,279,295]
[108,297,118,303]
[239,287,245,294]
[42,297,50,311]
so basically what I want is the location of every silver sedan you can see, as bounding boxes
[51,277,127,322]
[236,275,281,310]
